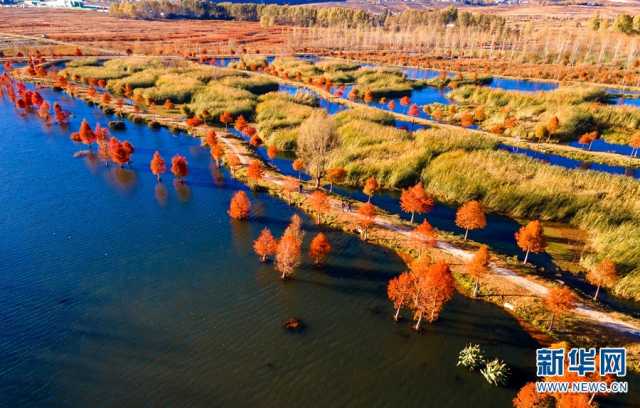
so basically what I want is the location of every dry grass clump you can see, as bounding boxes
[255,92,320,149]
[188,82,257,121]
[141,73,205,104]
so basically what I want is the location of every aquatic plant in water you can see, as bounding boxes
[480,358,510,386]
[456,344,485,371]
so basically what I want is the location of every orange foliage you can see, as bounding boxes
[205,129,217,147]
[363,177,379,202]
[307,190,330,223]
[400,183,433,223]
[309,232,331,265]
[163,99,175,110]
[513,382,548,408]
[410,260,455,329]
[109,138,133,166]
[586,259,617,301]
[186,116,203,127]
[414,219,437,253]
[78,119,96,146]
[466,245,490,297]
[228,190,251,220]
[219,111,233,128]
[326,167,346,192]
[246,159,264,184]
[170,155,189,182]
[253,227,278,262]
[149,151,166,181]
[545,286,577,330]
[387,272,414,321]
[356,202,376,239]
[210,144,224,166]
[455,200,487,240]
[275,214,304,279]
[515,220,547,264]
[234,115,248,131]
[267,145,278,160]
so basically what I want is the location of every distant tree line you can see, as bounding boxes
[109,1,506,30]
[590,13,640,35]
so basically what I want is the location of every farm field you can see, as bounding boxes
[0,8,289,56]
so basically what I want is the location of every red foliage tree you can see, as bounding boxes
[586,259,617,301]
[414,219,437,254]
[400,183,434,223]
[210,144,224,167]
[515,220,547,264]
[466,245,490,297]
[455,200,487,240]
[292,158,304,180]
[309,232,331,265]
[253,227,278,262]
[326,167,346,192]
[357,202,376,240]
[387,272,414,321]
[78,119,96,146]
[150,151,166,181]
[363,177,379,203]
[220,111,233,128]
[171,155,189,183]
[246,160,264,185]
[275,214,304,279]
[267,145,278,160]
[545,287,577,331]
[234,115,248,132]
[307,190,330,223]
[228,190,251,220]
[205,129,217,147]
[410,260,456,330]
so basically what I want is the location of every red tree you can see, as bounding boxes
[400,183,434,223]
[455,200,487,240]
[307,190,330,223]
[466,245,490,297]
[387,272,414,321]
[363,177,379,203]
[246,159,264,185]
[357,202,376,240]
[150,151,166,181]
[515,220,547,264]
[309,232,331,265]
[171,155,189,183]
[228,190,251,220]
[586,259,617,301]
[253,228,278,262]
[545,287,577,331]
[275,214,304,279]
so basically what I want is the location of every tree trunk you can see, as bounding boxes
[281,271,286,280]
[394,307,401,321]
[548,313,555,331]
[410,212,415,223]
[473,279,479,298]
[464,228,469,241]
[329,183,333,193]
[315,176,320,189]
[523,248,530,264]
[593,284,601,301]
[367,194,371,203]
[156,174,160,182]
[414,313,422,330]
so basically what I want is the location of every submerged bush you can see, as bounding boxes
[480,359,510,386]
[457,344,485,371]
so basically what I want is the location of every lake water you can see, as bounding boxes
[0,72,558,407]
